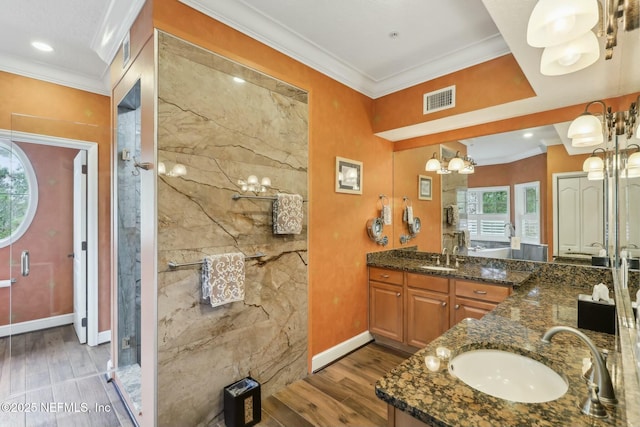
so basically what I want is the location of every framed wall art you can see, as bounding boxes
[335,157,362,194]
[418,175,432,200]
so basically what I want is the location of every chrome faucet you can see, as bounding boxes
[541,326,617,409]
[442,248,449,266]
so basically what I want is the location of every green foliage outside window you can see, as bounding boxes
[0,148,30,240]
[482,190,508,214]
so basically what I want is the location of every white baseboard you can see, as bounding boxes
[0,313,74,338]
[97,330,111,344]
[311,331,374,372]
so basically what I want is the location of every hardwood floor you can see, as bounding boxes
[0,325,134,427]
[260,343,411,427]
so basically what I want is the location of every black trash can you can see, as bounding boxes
[223,377,261,427]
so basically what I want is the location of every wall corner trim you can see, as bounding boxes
[311,331,374,373]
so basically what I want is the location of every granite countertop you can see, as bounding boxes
[374,274,632,427]
[368,252,533,287]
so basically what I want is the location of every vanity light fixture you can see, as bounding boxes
[527,0,640,75]
[568,100,613,147]
[158,161,187,177]
[237,175,271,193]
[425,151,476,174]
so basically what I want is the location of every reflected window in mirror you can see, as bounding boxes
[515,181,541,244]
[467,186,510,242]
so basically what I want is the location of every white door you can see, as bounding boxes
[73,150,87,343]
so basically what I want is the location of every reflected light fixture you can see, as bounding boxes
[238,175,271,192]
[158,161,187,177]
[425,151,476,175]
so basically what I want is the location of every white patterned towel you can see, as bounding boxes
[201,253,245,308]
[273,193,303,234]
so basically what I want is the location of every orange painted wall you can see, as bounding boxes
[373,55,535,133]
[0,71,112,332]
[0,143,77,325]
[152,0,394,361]
[393,146,442,252]
[468,154,548,245]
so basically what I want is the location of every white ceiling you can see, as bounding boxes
[2,0,638,149]
[0,0,145,95]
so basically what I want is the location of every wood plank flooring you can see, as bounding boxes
[260,343,411,427]
[0,325,134,427]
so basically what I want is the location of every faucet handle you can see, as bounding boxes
[431,255,440,265]
[454,257,464,268]
[580,382,608,418]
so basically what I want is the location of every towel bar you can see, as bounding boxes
[168,252,265,269]
[232,193,308,202]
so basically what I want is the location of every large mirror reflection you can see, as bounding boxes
[394,122,640,266]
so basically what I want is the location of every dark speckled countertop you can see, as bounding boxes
[370,249,639,427]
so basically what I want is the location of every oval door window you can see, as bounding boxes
[0,139,38,248]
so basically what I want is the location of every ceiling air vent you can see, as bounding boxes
[423,85,456,115]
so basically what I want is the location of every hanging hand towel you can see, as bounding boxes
[406,206,414,225]
[201,252,245,308]
[273,193,303,234]
[382,205,392,225]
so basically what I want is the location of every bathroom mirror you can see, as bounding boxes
[393,121,615,264]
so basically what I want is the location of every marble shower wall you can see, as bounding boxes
[156,33,308,426]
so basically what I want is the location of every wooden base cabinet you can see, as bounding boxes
[369,268,512,350]
[452,279,512,326]
[370,281,404,342]
[406,288,449,348]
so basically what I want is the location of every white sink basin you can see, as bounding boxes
[448,349,568,403]
[421,265,457,272]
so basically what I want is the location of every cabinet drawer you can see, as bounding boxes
[455,280,511,303]
[369,267,403,285]
[406,273,449,293]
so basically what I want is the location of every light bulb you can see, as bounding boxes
[171,164,187,176]
[260,177,271,187]
[582,155,604,172]
[247,175,259,185]
[447,156,465,171]
[568,113,604,146]
[158,162,166,175]
[587,170,605,180]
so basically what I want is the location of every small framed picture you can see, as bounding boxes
[335,157,363,194]
[418,175,432,200]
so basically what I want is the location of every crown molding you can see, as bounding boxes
[179,0,509,99]
[0,53,109,95]
[90,0,146,65]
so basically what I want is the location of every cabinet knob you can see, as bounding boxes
[473,290,488,295]
[441,301,447,307]
[455,304,460,310]
[396,292,401,297]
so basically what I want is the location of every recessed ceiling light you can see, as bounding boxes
[389,31,399,39]
[31,41,54,52]
[233,77,245,83]
[523,132,534,138]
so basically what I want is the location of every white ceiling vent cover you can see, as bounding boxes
[423,85,456,115]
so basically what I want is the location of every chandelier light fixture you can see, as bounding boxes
[527,0,640,75]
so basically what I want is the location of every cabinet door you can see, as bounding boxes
[453,297,497,325]
[370,281,403,342]
[406,288,449,348]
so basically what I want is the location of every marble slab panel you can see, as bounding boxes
[156,32,308,426]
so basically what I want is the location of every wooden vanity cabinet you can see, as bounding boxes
[452,279,512,326]
[406,273,449,348]
[369,267,404,342]
[369,268,512,350]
